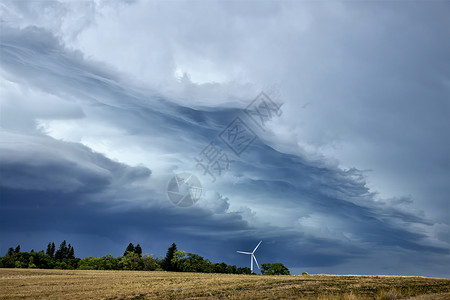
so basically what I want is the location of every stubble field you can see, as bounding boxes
[0,268,449,299]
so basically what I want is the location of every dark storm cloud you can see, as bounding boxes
[225,142,443,253]
[0,131,251,258]
[0,132,151,193]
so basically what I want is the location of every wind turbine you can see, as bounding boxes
[237,240,262,273]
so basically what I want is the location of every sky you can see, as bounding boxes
[0,0,449,277]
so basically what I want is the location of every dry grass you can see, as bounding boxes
[0,269,449,299]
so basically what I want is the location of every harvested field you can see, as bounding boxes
[0,268,449,299]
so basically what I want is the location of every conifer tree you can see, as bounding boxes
[55,240,68,259]
[134,244,142,256]
[124,243,135,256]
[161,243,177,271]
[68,244,75,259]
[46,242,55,257]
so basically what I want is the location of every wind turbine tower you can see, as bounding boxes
[237,240,262,273]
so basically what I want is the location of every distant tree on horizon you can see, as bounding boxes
[68,244,75,259]
[14,245,20,254]
[55,241,65,260]
[54,240,74,260]
[46,242,55,258]
[261,263,290,275]
[124,243,135,256]
[161,243,177,271]
[134,244,142,256]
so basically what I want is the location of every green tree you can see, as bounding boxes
[171,250,186,271]
[78,256,104,270]
[260,263,290,275]
[226,264,237,274]
[54,260,71,269]
[28,256,37,268]
[68,244,75,259]
[142,254,160,271]
[32,251,54,269]
[171,251,213,273]
[161,243,177,271]
[0,255,14,267]
[122,252,143,270]
[124,243,135,256]
[46,243,52,256]
[7,248,14,256]
[98,254,121,270]
[14,245,20,253]
[46,242,55,258]
[15,260,26,268]
[55,240,68,260]
[134,244,142,256]
[214,262,227,273]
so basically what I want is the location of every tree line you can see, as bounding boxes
[1,241,78,269]
[0,241,289,275]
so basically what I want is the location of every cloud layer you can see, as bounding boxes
[0,0,449,277]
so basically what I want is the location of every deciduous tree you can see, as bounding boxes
[261,262,290,275]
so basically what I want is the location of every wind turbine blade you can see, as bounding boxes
[237,251,252,254]
[252,254,260,269]
[252,240,262,253]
